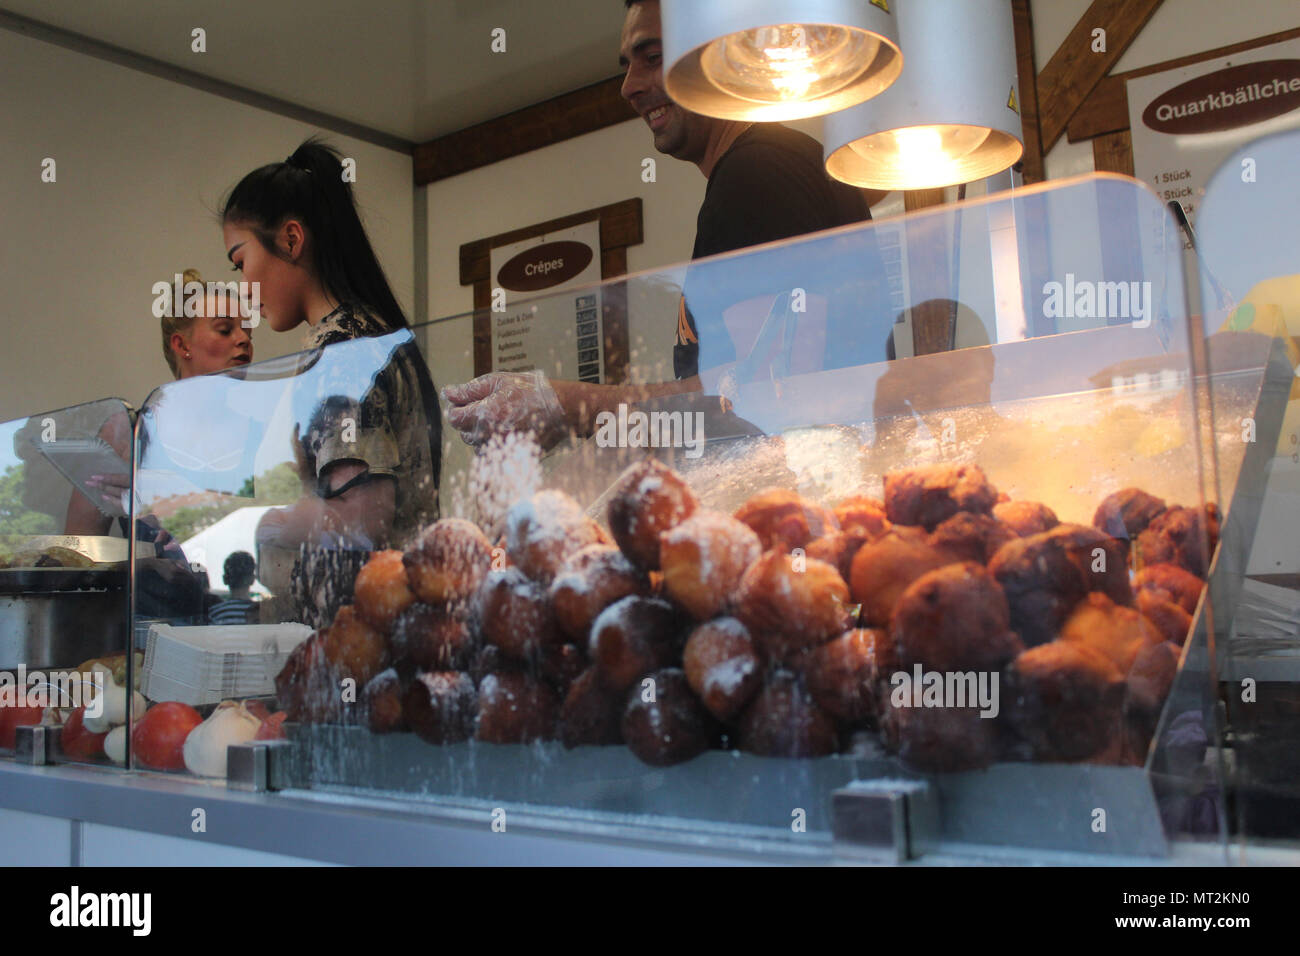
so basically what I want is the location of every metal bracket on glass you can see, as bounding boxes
[226,739,297,792]
[830,780,938,862]
[13,724,55,766]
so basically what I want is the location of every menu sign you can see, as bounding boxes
[488,221,604,383]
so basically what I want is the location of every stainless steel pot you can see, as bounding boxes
[0,567,128,671]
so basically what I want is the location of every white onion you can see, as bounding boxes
[182,701,263,778]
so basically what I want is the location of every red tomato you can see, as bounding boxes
[60,706,107,759]
[254,711,288,740]
[0,702,45,749]
[131,701,202,770]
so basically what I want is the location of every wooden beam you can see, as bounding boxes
[1036,0,1164,154]
[1011,0,1046,184]
[1066,25,1300,142]
[415,76,636,185]
[1091,129,1134,176]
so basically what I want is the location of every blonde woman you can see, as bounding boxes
[161,267,254,378]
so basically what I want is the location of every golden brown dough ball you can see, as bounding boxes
[475,671,559,744]
[352,550,416,633]
[1005,641,1125,762]
[805,530,870,582]
[733,488,838,551]
[1058,592,1163,674]
[833,496,891,539]
[737,671,839,757]
[588,595,686,693]
[681,617,763,722]
[473,567,562,662]
[363,669,406,734]
[892,562,1022,673]
[659,511,762,621]
[928,512,1018,564]
[549,545,651,641]
[505,489,609,584]
[391,603,478,671]
[1136,504,1220,577]
[883,463,998,531]
[736,551,854,661]
[1134,562,1204,614]
[403,518,493,607]
[992,500,1060,537]
[559,668,624,748]
[322,604,390,687]
[883,704,999,774]
[1123,640,1181,759]
[802,628,895,724]
[405,671,478,745]
[849,527,959,628]
[1093,487,1166,541]
[1136,589,1194,647]
[621,668,719,766]
[607,458,699,571]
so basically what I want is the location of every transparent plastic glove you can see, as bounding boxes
[443,369,567,450]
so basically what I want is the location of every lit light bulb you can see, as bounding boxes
[850,124,992,188]
[701,23,876,105]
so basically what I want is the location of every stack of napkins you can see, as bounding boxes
[141,623,312,705]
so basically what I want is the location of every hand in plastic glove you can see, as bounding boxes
[443,369,568,450]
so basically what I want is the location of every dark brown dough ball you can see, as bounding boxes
[1123,640,1181,759]
[681,617,763,722]
[391,603,477,670]
[833,496,891,539]
[1134,562,1204,614]
[802,628,894,724]
[883,463,998,531]
[559,668,624,748]
[892,562,1022,673]
[276,632,345,724]
[622,668,719,766]
[474,567,562,661]
[588,595,687,692]
[737,671,839,758]
[1059,592,1163,674]
[475,671,559,744]
[659,511,762,621]
[1137,504,1220,577]
[469,643,503,687]
[363,668,406,734]
[736,551,854,661]
[536,642,586,696]
[549,544,651,641]
[805,530,871,583]
[928,512,1018,564]
[402,518,493,607]
[849,528,959,628]
[1048,524,1133,605]
[1005,641,1125,762]
[352,550,416,633]
[1093,487,1166,541]
[505,489,609,585]
[1137,589,1195,647]
[322,604,390,686]
[992,500,1060,537]
[884,705,998,774]
[607,458,699,571]
[733,488,839,551]
[405,671,478,745]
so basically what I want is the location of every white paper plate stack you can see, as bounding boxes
[141,623,313,705]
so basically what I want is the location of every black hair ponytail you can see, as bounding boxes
[221,137,408,331]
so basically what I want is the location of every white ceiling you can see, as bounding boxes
[0,0,630,145]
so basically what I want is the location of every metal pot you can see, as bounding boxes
[0,567,128,671]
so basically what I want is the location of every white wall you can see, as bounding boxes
[0,28,414,423]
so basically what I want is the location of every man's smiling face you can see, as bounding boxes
[619,0,714,163]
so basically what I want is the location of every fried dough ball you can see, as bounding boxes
[607,459,698,571]
[622,668,719,766]
[1059,592,1163,674]
[849,528,959,628]
[992,500,1059,537]
[805,530,870,582]
[929,512,1018,564]
[733,488,838,551]
[681,617,763,722]
[475,672,559,744]
[402,518,493,607]
[537,642,586,696]
[276,631,346,724]
[474,567,562,661]
[391,603,477,670]
[549,545,651,641]
[1093,487,1166,541]
[588,596,686,693]
[505,489,609,585]
[1137,504,1220,576]
[736,551,854,661]
[1137,589,1195,646]
[405,671,478,745]
[559,668,624,748]
[352,550,416,633]
[883,463,998,531]
[833,496,891,539]
[892,563,1022,673]
[659,511,762,620]
[1005,641,1125,762]
[884,705,998,774]
[1134,563,1204,614]
[363,668,406,734]
[737,672,839,758]
[322,604,390,686]
[1124,640,1181,758]
[802,628,894,724]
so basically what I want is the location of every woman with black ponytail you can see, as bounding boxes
[222,138,441,590]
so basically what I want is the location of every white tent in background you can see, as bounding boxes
[180,505,274,597]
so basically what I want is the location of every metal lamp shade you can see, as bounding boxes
[663,0,902,121]
[824,0,1023,190]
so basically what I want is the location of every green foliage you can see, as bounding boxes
[0,464,59,537]
[161,462,301,543]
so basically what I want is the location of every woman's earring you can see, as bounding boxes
[185,351,192,359]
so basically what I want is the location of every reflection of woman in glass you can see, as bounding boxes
[161,268,254,380]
